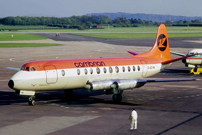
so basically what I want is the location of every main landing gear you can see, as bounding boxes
[28,96,35,106]
[112,94,122,103]
[111,83,123,103]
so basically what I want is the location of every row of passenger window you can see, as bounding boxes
[77,65,141,75]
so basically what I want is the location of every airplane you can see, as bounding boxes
[7,24,199,106]
[171,49,202,74]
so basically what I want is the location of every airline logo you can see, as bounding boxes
[157,34,167,51]
[74,61,106,67]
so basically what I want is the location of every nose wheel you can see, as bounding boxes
[28,96,35,106]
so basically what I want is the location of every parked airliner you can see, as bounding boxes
[7,24,198,105]
[171,49,202,74]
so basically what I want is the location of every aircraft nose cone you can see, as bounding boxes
[8,80,14,89]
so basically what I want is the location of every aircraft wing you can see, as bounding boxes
[136,78,198,83]
[5,67,20,71]
[131,78,199,89]
[85,78,199,91]
[170,51,185,56]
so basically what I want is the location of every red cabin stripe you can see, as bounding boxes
[22,57,163,71]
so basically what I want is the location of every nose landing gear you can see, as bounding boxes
[28,96,35,106]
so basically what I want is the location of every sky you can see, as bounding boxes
[0,0,202,17]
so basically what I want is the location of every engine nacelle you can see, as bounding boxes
[85,79,146,91]
[112,79,145,90]
[85,80,115,91]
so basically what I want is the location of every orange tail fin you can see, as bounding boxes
[136,24,171,60]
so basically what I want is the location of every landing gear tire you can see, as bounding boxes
[112,94,122,103]
[194,66,198,72]
[28,96,35,106]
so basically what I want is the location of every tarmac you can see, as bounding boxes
[0,33,202,135]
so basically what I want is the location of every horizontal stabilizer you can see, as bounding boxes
[127,51,139,56]
[170,51,185,56]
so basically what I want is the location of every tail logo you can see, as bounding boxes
[157,34,167,51]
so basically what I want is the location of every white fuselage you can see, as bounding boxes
[184,49,202,67]
[10,63,166,92]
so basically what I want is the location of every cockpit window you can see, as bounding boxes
[21,66,25,70]
[21,66,36,71]
[25,67,29,71]
[30,67,36,71]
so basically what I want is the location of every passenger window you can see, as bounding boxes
[122,66,125,72]
[109,67,113,73]
[128,66,131,72]
[138,66,140,71]
[61,70,65,76]
[77,69,80,75]
[115,66,119,73]
[133,66,135,72]
[103,67,107,73]
[90,68,93,74]
[84,68,88,75]
[96,67,100,74]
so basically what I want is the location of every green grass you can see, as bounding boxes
[73,32,202,39]
[0,33,47,41]
[73,33,156,39]
[0,43,59,47]
[0,25,58,30]
[168,33,202,38]
[166,26,202,32]
[20,29,81,32]
[2,25,202,33]
[1,25,202,39]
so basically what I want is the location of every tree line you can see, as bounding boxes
[0,15,202,29]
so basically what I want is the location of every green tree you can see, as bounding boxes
[165,20,172,26]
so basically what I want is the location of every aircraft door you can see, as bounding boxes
[140,60,148,77]
[44,65,58,84]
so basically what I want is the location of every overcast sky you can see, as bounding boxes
[0,0,202,17]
